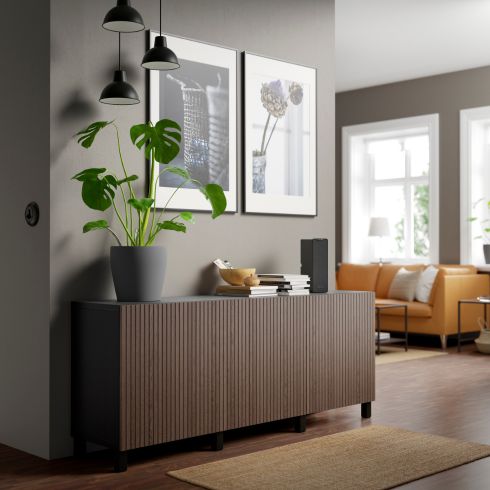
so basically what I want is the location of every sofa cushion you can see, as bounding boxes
[375,298,433,318]
[375,264,425,299]
[337,263,380,291]
[388,268,422,301]
[415,265,439,304]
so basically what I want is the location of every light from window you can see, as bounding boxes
[460,107,490,264]
[343,115,439,264]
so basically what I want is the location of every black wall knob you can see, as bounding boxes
[25,202,40,227]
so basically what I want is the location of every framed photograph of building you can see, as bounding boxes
[148,32,237,212]
[243,52,317,216]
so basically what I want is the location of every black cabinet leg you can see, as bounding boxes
[114,451,128,473]
[211,432,224,451]
[73,437,86,457]
[361,402,372,419]
[294,415,307,433]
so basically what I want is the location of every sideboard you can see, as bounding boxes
[72,292,375,472]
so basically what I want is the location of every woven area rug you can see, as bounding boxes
[168,426,490,490]
[376,347,447,365]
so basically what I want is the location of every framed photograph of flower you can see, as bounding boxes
[149,32,237,212]
[243,52,317,216]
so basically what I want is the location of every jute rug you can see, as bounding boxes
[376,347,447,365]
[168,426,490,490]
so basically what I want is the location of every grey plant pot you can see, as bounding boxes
[484,244,490,265]
[110,246,166,302]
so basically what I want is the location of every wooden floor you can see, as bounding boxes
[1,344,490,489]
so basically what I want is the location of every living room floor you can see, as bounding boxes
[1,344,489,490]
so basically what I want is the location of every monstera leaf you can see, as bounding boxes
[128,198,154,213]
[179,211,195,224]
[164,166,190,180]
[130,119,181,164]
[156,221,187,233]
[72,168,116,211]
[201,184,227,219]
[76,121,112,148]
[83,220,109,233]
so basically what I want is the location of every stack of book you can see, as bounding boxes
[216,285,278,298]
[257,274,310,296]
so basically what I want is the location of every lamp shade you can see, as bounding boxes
[103,0,145,33]
[100,70,140,105]
[368,217,390,237]
[141,35,180,70]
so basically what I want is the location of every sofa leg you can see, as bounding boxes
[440,334,447,351]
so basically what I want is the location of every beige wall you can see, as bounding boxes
[50,0,335,457]
[336,65,490,265]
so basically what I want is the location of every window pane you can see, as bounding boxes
[374,185,405,258]
[412,184,430,258]
[406,135,429,177]
[368,139,405,180]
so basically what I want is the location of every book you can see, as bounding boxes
[216,293,278,298]
[258,274,310,280]
[278,290,310,296]
[276,284,311,290]
[258,278,310,286]
[216,285,278,297]
[216,285,278,293]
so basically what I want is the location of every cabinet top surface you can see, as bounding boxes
[73,291,373,309]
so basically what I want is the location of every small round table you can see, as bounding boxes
[375,304,408,355]
[457,299,488,352]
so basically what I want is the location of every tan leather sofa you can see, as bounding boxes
[337,263,490,349]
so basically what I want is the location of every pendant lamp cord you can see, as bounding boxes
[160,0,162,36]
[118,32,121,70]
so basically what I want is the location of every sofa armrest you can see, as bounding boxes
[432,274,490,334]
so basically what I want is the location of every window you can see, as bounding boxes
[342,115,439,264]
[460,106,490,264]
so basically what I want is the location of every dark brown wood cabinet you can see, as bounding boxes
[72,293,375,471]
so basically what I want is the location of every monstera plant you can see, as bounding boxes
[73,119,227,301]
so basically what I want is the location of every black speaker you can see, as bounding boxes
[301,239,328,293]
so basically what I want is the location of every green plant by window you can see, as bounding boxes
[468,198,490,244]
[73,119,226,246]
[414,184,429,257]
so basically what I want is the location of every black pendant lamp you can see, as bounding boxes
[100,34,140,105]
[102,0,145,33]
[141,0,179,70]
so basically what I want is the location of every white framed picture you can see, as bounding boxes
[149,32,238,212]
[243,52,317,216]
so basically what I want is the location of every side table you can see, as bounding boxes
[375,304,408,355]
[457,299,488,352]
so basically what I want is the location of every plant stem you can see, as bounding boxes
[107,227,123,246]
[148,166,182,239]
[146,179,192,245]
[140,151,157,245]
[113,123,136,241]
[260,113,271,154]
[110,195,136,246]
[109,172,130,245]
[264,117,279,153]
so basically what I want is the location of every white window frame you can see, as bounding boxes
[342,114,440,264]
[460,106,490,264]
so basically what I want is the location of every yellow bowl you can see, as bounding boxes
[219,268,256,286]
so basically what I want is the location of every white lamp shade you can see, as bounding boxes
[368,217,390,237]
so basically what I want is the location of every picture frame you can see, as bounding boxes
[243,52,317,216]
[148,32,238,212]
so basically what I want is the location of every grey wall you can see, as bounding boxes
[0,1,51,459]
[336,65,490,266]
[50,0,335,457]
